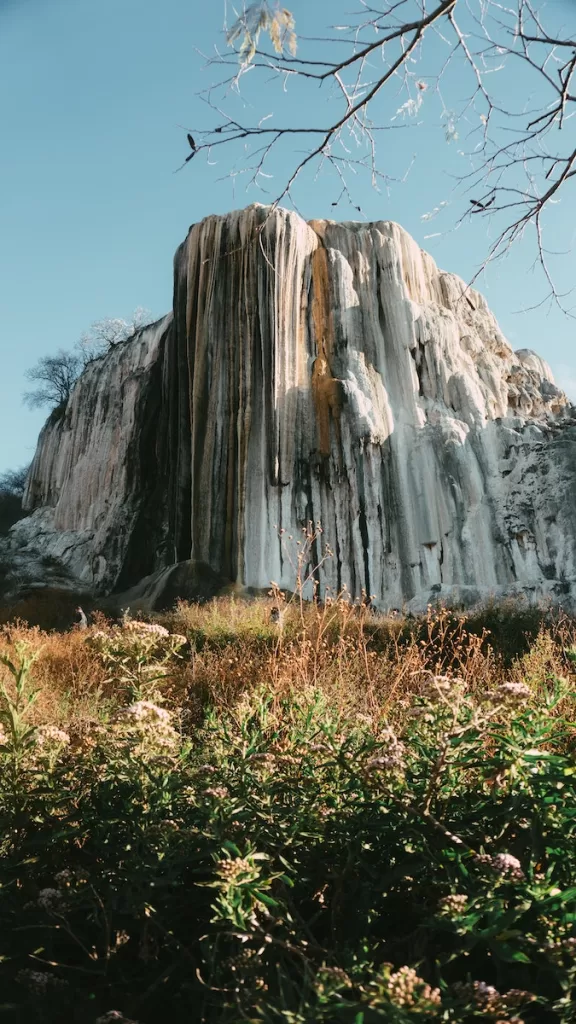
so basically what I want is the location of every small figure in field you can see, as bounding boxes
[74,606,88,629]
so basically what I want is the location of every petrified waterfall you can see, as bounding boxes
[10,204,576,610]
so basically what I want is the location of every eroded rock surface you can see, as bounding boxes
[5,205,576,611]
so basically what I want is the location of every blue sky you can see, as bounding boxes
[0,0,575,474]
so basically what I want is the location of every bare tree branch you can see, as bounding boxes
[179,0,576,307]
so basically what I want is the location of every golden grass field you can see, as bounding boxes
[1,592,574,735]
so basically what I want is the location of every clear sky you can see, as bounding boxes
[0,0,575,475]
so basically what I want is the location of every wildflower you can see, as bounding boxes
[472,981,502,1012]
[386,966,441,1009]
[319,966,352,985]
[365,729,405,773]
[247,752,275,765]
[112,701,180,759]
[226,950,257,972]
[216,856,262,885]
[54,867,87,889]
[121,700,171,724]
[497,681,531,702]
[438,893,468,916]
[491,853,525,880]
[452,980,504,1013]
[203,786,229,800]
[37,887,68,914]
[170,634,187,646]
[54,868,74,887]
[318,805,336,818]
[474,852,524,881]
[274,753,300,765]
[423,674,466,697]
[430,675,453,691]
[34,725,70,748]
[16,969,67,994]
[407,706,435,722]
[366,752,403,772]
[124,621,169,637]
[503,989,536,1006]
[316,966,353,992]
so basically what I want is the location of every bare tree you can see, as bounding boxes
[23,309,154,412]
[0,464,30,535]
[76,307,154,364]
[0,466,29,497]
[184,0,576,304]
[23,350,82,411]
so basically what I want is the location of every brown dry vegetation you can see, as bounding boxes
[1,595,575,734]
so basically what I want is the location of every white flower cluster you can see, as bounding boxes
[438,893,468,916]
[497,681,531,703]
[203,786,230,800]
[121,700,171,724]
[34,725,70,749]
[386,966,441,1009]
[54,867,88,889]
[504,988,536,1006]
[125,621,169,637]
[474,851,525,881]
[365,729,405,773]
[37,887,68,914]
[112,700,180,759]
[491,852,525,880]
[16,969,67,994]
[471,981,501,1011]
[216,856,261,885]
[54,868,74,886]
[453,979,533,1015]
[424,674,467,697]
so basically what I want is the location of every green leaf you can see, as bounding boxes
[254,890,279,907]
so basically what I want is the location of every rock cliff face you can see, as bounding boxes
[8,204,576,610]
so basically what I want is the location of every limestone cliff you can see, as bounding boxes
[7,204,576,611]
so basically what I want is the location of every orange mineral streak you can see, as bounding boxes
[310,244,343,459]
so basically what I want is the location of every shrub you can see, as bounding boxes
[0,629,575,1022]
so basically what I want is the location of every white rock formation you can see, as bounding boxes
[6,205,576,611]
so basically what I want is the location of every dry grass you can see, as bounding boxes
[0,589,96,631]
[0,616,114,732]
[0,595,574,736]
